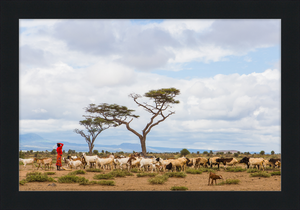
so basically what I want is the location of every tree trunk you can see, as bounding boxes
[140,137,147,156]
[89,143,94,155]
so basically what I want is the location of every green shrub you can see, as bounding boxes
[97,180,115,186]
[58,175,89,183]
[186,168,202,174]
[225,167,246,172]
[170,186,188,191]
[25,173,55,182]
[250,172,271,178]
[247,168,259,173]
[136,173,158,177]
[199,168,217,173]
[68,170,86,175]
[26,172,42,177]
[19,179,27,185]
[108,170,133,177]
[85,168,103,172]
[164,172,186,178]
[271,171,281,176]
[130,168,142,173]
[93,174,115,180]
[44,172,56,175]
[218,179,240,185]
[148,175,169,184]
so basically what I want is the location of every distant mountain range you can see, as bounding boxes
[19,133,256,154]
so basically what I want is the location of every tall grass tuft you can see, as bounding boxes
[68,170,86,175]
[19,179,27,185]
[130,168,142,173]
[198,168,216,173]
[271,171,281,176]
[93,173,115,180]
[25,173,56,182]
[218,179,240,185]
[225,167,246,172]
[164,172,187,178]
[170,186,188,191]
[136,173,158,177]
[44,172,56,175]
[250,172,271,178]
[58,175,89,183]
[186,168,202,174]
[85,168,103,172]
[26,172,42,177]
[148,175,169,184]
[97,180,115,186]
[247,168,259,173]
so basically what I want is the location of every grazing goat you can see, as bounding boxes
[19,158,36,170]
[69,160,83,170]
[115,157,130,170]
[249,158,265,171]
[216,158,238,169]
[169,157,190,172]
[239,157,250,169]
[268,158,281,168]
[96,157,114,171]
[139,157,159,173]
[275,161,281,168]
[82,153,97,169]
[207,157,221,169]
[42,158,53,170]
[208,172,223,185]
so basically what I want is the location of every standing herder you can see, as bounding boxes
[56,143,64,170]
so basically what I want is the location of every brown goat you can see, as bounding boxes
[208,172,223,185]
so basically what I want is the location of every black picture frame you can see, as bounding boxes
[1,1,299,210]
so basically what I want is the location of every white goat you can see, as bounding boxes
[115,157,130,170]
[96,157,114,171]
[139,157,158,173]
[82,153,97,169]
[69,160,83,170]
[19,158,36,169]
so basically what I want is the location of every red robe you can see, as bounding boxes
[56,143,64,167]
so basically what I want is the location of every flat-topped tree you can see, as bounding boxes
[85,88,180,155]
[74,117,117,155]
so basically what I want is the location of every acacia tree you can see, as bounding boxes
[74,117,117,155]
[84,88,180,155]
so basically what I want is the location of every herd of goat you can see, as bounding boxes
[19,152,281,173]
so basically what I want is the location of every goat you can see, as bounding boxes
[42,158,53,170]
[96,157,114,171]
[139,157,159,173]
[69,160,83,170]
[169,157,190,172]
[208,172,223,185]
[216,158,238,169]
[114,157,130,170]
[19,158,36,170]
[249,158,265,171]
[207,157,221,169]
[268,158,281,168]
[275,160,281,168]
[82,153,97,169]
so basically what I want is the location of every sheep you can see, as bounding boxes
[69,160,83,170]
[169,157,190,172]
[19,158,36,170]
[207,157,221,169]
[96,157,114,171]
[208,172,223,185]
[82,153,97,169]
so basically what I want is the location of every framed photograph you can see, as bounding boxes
[1,1,299,210]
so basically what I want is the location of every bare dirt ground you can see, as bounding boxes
[19,165,281,191]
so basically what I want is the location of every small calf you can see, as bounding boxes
[208,172,223,185]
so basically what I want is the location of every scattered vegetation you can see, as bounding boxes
[19,179,27,185]
[198,168,217,173]
[93,173,115,180]
[130,168,142,173]
[44,172,56,175]
[250,172,271,178]
[170,186,188,191]
[58,175,89,183]
[136,173,158,177]
[186,168,202,174]
[26,172,42,177]
[85,168,103,172]
[218,179,240,185]
[97,180,115,186]
[25,173,56,182]
[247,168,259,173]
[68,170,86,175]
[164,172,186,178]
[109,170,133,177]
[271,171,281,176]
[148,175,169,184]
[225,167,246,172]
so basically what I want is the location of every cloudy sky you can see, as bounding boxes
[19,19,281,153]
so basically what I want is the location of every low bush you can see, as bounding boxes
[148,175,169,184]
[130,168,142,173]
[225,167,246,172]
[68,170,86,175]
[58,175,89,183]
[218,179,240,185]
[198,168,216,173]
[136,173,158,177]
[186,168,202,174]
[271,171,281,176]
[108,170,133,177]
[26,172,42,177]
[44,172,56,175]
[93,174,115,180]
[85,168,103,172]
[250,172,271,178]
[19,179,27,185]
[165,172,187,178]
[97,180,115,186]
[170,186,188,191]
[247,169,259,173]
[25,173,55,182]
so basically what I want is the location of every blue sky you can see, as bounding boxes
[19,19,281,153]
